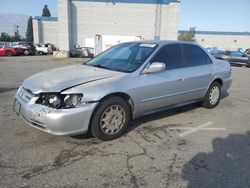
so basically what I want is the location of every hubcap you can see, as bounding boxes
[209,86,220,105]
[100,105,126,135]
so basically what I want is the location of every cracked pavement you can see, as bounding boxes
[0,56,250,188]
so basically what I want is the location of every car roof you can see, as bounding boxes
[124,40,199,47]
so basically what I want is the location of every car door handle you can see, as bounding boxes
[178,78,184,81]
[209,73,215,76]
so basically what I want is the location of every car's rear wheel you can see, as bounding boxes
[202,82,221,108]
[23,49,29,56]
[90,96,131,141]
[6,50,14,56]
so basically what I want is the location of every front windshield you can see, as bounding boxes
[87,43,157,73]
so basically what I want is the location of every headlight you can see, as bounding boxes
[63,94,83,108]
[36,93,83,109]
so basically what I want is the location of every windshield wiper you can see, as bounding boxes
[88,64,110,70]
[88,64,130,73]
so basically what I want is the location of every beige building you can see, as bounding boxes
[179,30,250,51]
[33,0,180,55]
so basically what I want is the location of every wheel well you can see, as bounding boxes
[99,92,135,118]
[213,78,223,87]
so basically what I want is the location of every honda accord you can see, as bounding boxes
[13,41,232,140]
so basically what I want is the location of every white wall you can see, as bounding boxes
[34,0,180,51]
[196,34,250,51]
[70,1,180,47]
[33,19,58,47]
[57,0,71,51]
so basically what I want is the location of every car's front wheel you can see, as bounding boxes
[90,96,131,141]
[6,50,14,56]
[202,82,221,108]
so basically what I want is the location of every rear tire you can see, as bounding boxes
[90,97,131,141]
[6,50,13,56]
[23,50,29,56]
[202,82,221,109]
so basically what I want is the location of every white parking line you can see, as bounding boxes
[170,127,227,131]
[168,121,227,137]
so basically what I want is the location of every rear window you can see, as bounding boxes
[182,44,212,67]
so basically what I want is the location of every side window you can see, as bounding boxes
[183,44,212,67]
[151,44,182,69]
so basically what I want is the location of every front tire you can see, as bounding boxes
[6,50,14,56]
[202,82,221,108]
[91,97,131,141]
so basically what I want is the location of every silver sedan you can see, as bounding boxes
[13,41,232,140]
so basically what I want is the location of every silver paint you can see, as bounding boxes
[14,41,232,136]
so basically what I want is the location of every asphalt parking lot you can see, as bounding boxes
[0,56,250,188]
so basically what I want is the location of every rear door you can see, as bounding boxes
[181,44,214,101]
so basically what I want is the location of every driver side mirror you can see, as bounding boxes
[142,62,166,74]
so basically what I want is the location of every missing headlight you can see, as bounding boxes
[36,93,83,109]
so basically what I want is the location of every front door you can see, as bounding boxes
[133,44,187,115]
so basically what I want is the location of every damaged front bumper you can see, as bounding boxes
[13,87,98,135]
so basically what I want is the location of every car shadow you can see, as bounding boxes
[181,132,250,188]
[221,90,229,99]
[125,90,229,135]
[125,102,201,135]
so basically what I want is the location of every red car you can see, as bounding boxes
[0,44,23,56]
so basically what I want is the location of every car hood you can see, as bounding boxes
[22,65,122,94]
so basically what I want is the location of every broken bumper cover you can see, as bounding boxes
[14,92,98,136]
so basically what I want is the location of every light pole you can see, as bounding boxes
[16,25,19,34]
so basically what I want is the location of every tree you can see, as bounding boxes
[42,5,51,17]
[178,27,196,41]
[26,16,33,42]
[0,32,13,42]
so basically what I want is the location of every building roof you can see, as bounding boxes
[33,16,58,22]
[72,0,180,4]
[178,30,250,36]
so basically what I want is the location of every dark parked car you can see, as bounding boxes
[244,49,250,55]
[9,42,37,55]
[211,50,250,67]
[70,45,94,58]
[210,50,227,60]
